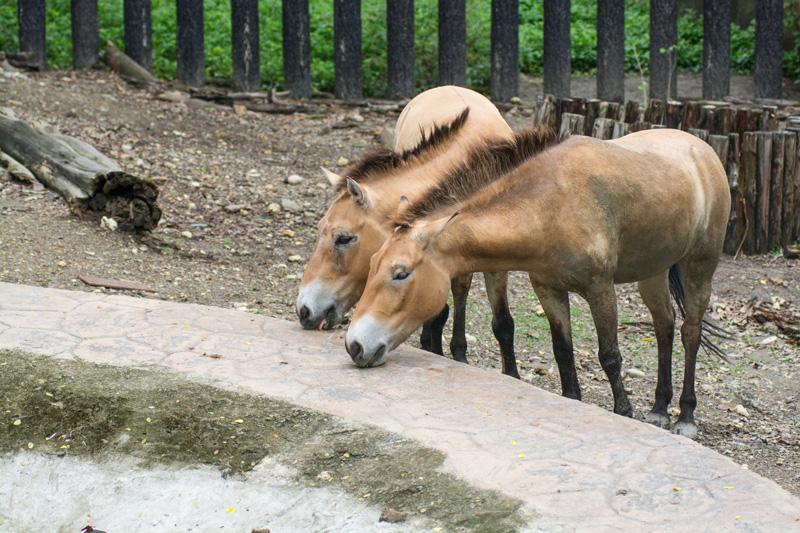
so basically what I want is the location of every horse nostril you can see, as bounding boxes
[349,341,364,360]
[298,305,310,320]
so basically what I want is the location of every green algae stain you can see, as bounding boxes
[0,349,526,532]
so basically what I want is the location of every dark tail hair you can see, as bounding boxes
[668,264,734,360]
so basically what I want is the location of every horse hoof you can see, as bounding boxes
[673,421,697,439]
[645,412,671,429]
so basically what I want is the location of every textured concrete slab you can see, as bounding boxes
[1,281,799,531]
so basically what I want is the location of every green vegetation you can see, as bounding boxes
[0,0,786,96]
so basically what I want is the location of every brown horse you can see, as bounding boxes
[346,127,731,438]
[296,86,521,375]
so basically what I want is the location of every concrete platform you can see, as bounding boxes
[1,281,799,531]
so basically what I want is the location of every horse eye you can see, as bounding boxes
[334,235,355,247]
[393,271,409,281]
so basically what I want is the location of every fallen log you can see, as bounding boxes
[102,40,157,84]
[749,300,800,340]
[0,111,162,230]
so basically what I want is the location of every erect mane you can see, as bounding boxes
[334,107,470,192]
[394,124,568,225]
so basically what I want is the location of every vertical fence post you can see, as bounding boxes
[438,0,466,87]
[650,0,677,101]
[755,131,773,254]
[283,0,311,98]
[755,0,783,99]
[18,0,46,69]
[334,0,362,99]
[124,0,152,72]
[387,0,415,99]
[543,0,570,97]
[703,0,730,100]
[71,0,99,69]
[781,132,796,247]
[176,0,204,87]
[491,0,519,101]
[231,0,260,92]
[596,0,624,103]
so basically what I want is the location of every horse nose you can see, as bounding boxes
[298,305,311,321]
[346,339,364,362]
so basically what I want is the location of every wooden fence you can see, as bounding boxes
[12,0,786,101]
[539,96,800,256]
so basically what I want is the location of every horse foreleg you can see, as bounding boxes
[532,281,580,400]
[484,271,518,379]
[449,273,473,363]
[420,303,449,355]
[586,285,632,417]
[638,273,676,429]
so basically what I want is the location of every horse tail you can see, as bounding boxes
[668,264,734,361]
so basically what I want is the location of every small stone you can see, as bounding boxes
[464,333,477,343]
[282,229,296,238]
[181,231,193,239]
[189,180,201,188]
[266,203,281,213]
[316,470,333,481]
[336,156,349,166]
[225,204,244,214]
[668,406,681,416]
[187,202,197,210]
[350,113,365,123]
[246,169,262,177]
[287,255,303,263]
[303,211,316,218]
[379,508,405,523]
[285,174,304,185]
[734,404,749,417]
[233,104,247,116]
[761,322,778,335]
[624,368,645,379]
[100,216,118,231]
[280,198,300,211]
[759,335,778,345]
[510,96,521,103]
[57,260,67,268]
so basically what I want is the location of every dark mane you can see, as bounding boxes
[394,124,568,225]
[334,108,471,192]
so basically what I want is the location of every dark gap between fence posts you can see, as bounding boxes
[283,0,311,98]
[543,0,570,98]
[176,0,204,87]
[124,0,152,73]
[438,0,466,87]
[755,0,783,99]
[334,0,362,99]
[702,0,730,100]
[596,0,624,103]
[649,0,677,102]
[491,0,519,102]
[18,0,46,70]
[387,0,415,99]
[231,0,260,92]
[71,0,99,70]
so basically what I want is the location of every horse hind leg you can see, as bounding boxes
[484,271,519,379]
[531,280,580,400]
[449,273,473,363]
[637,272,676,430]
[673,260,717,439]
[585,283,633,416]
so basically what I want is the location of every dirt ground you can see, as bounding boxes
[1,68,799,498]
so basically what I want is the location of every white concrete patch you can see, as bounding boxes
[0,451,420,532]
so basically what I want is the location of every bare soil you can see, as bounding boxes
[1,69,798,498]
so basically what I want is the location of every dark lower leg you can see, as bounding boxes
[449,274,473,363]
[421,304,449,356]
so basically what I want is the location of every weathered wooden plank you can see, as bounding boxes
[611,120,629,139]
[689,128,709,142]
[559,113,585,136]
[755,132,773,254]
[740,133,758,255]
[176,0,204,87]
[334,0,362,98]
[755,0,783,99]
[124,0,152,72]
[623,100,640,124]
[283,0,312,98]
[584,99,601,136]
[491,0,519,101]
[231,0,260,92]
[543,0,571,97]
[724,133,742,255]
[703,0,731,100]
[71,0,99,69]
[592,118,616,140]
[79,275,156,292]
[665,101,682,129]
[19,0,47,69]
[767,132,785,251]
[781,132,797,247]
[597,0,625,102]
[439,0,466,87]
[644,99,666,125]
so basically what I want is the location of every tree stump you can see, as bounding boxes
[0,112,161,230]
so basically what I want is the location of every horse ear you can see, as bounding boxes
[346,177,372,208]
[320,167,344,188]
[399,195,411,206]
[414,212,458,250]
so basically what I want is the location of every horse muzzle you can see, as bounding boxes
[344,315,391,367]
[296,281,344,330]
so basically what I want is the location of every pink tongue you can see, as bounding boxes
[318,318,327,331]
